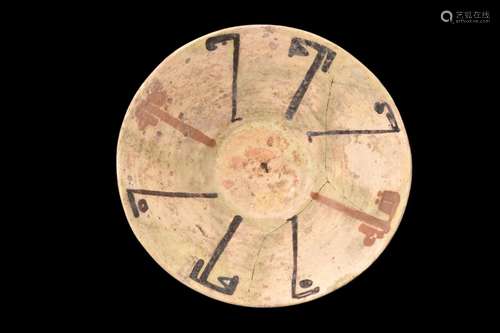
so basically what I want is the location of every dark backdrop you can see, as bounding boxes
[27,2,495,327]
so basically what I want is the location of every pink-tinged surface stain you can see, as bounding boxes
[135,106,159,131]
[244,147,276,162]
[230,156,247,170]
[223,180,235,189]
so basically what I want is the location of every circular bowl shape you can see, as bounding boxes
[117,25,412,307]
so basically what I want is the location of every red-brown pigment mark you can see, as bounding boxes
[244,147,276,162]
[376,190,400,221]
[358,224,385,246]
[135,106,159,131]
[311,192,390,232]
[148,105,216,147]
[311,191,400,246]
[134,81,216,147]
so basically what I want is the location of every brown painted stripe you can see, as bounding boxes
[148,104,216,147]
[311,192,389,232]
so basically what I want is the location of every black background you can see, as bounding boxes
[21,2,496,327]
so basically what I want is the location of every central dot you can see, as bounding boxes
[260,162,269,173]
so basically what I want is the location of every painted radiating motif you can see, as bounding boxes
[117,25,412,307]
